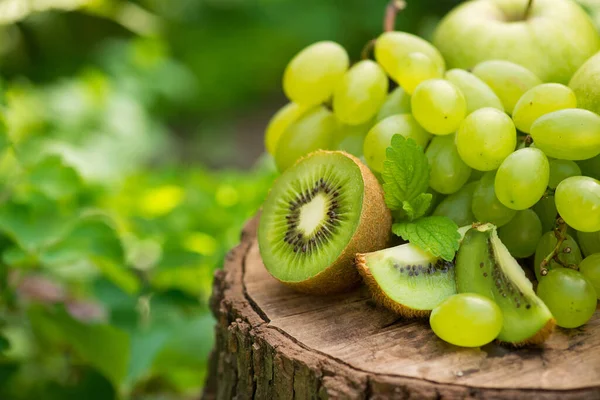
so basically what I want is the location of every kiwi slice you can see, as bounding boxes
[356,244,457,317]
[456,224,555,346]
[258,150,391,294]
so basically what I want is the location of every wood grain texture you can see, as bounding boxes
[203,216,600,400]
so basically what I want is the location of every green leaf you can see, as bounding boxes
[28,156,82,200]
[41,216,140,294]
[382,135,429,210]
[41,216,124,264]
[151,313,214,391]
[392,216,460,261]
[126,329,170,386]
[0,334,10,353]
[401,193,433,221]
[0,113,10,155]
[44,367,116,400]
[28,306,130,387]
[0,195,75,252]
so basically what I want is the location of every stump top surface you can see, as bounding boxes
[240,217,600,392]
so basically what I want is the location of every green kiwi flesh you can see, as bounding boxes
[456,224,555,346]
[258,150,391,294]
[356,243,457,317]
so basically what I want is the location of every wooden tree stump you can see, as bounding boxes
[203,216,600,399]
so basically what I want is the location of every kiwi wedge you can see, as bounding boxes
[456,224,555,346]
[258,150,391,294]
[356,244,457,317]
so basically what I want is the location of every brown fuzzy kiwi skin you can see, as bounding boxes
[271,150,392,295]
[498,318,556,348]
[355,253,431,318]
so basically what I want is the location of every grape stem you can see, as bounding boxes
[541,188,555,199]
[524,0,534,20]
[384,0,407,32]
[361,39,376,60]
[539,217,568,276]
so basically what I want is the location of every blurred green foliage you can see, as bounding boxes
[0,0,595,398]
[0,27,279,398]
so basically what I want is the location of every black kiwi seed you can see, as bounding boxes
[281,178,349,254]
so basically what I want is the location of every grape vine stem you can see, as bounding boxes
[361,39,376,60]
[524,0,534,20]
[539,217,568,276]
[384,0,407,32]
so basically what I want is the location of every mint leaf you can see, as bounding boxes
[401,193,433,221]
[29,306,130,387]
[382,135,429,210]
[392,216,460,261]
[29,156,82,200]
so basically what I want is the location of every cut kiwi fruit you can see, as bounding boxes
[258,150,391,294]
[356,244,457,317]
[456,224,555,346]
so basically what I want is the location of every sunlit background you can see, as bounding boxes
[0,0,598,399]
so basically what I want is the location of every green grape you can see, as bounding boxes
[411,79,466,135]
[468,169,485,183]
[512,83,577,134]
[444,68,503,114]
[579,254,600,299]
[264,102,309,155]
[375,31,445,83]
[555,176,600,232]
[332,119,373,158]
[498,210,543,258]
[396,52,442,95]
[363,114,432,174]
[534,232,583,280]
[530,109,600,160]
[433,181,477,226]
[472,171,517,227]
[333,60,388,125]
[537,268,597,328]
[425,135,471,194]
[577,154,600,180]
[533,196,558,233]
[375,87,411,122]
[578,230,600,257]
[430,293,503,348]
[274,106,336,171]
[472,60,542,114]
[455,108,517,171]
[283,41,349,106]
[548,159,581,189]
[495,148,550,210]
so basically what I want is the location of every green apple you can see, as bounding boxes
[433,0,600,84]
[569,51,600,114]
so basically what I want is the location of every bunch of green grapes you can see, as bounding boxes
[262,26,600,344]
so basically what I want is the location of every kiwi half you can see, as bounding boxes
[258,150,391,294]
[456,224,555,346]
[356,244,457,317]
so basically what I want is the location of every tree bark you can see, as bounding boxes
[203,216,600,400]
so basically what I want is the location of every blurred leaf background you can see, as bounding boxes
[0,0,596,398]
